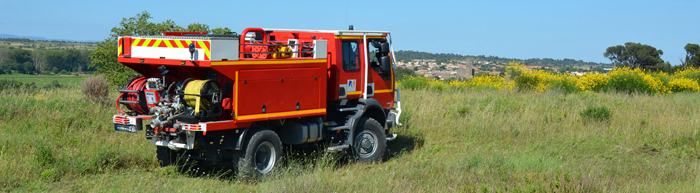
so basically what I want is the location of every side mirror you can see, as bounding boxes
[380,42,390,54]
[379,55,391,73]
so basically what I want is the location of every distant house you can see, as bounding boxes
[456,67,478,78]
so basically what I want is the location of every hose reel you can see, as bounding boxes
[182,79,221,114]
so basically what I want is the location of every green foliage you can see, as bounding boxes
[685,43,700,67]
[211,27,233,35]
[394,67,416,81]
[40,168,58,181]
[0,74,86,87]
[47,80,61,89]
[400,76,429,90]
[580,106,611,121]
[0,79,35,91]
[604,42,664,69]
[34,143,55,167]
[548,77,578,93]
[0,47,91,75]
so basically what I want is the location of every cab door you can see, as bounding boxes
[336,39,365,100]
[366,39,395,109]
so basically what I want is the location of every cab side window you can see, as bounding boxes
[342,41,360,71]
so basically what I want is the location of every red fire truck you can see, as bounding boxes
[112,27,402,177]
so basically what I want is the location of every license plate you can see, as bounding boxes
[115,124,137,133]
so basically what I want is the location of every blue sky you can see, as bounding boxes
[1,0,698,64]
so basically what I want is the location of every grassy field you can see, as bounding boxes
[0,74,88,87]
[1,86,699,192]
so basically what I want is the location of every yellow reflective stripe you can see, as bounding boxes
[185,40,192,46]
[152,39,162,47]
[118,44,122,55]
[131,38,141,46]
[374,89,392,94]
[174,40,184,48]
[141,39,152,47]
[197,41,210,60]
[237,109,326,121]
[163,40,173,48]
[211,59,326,66]
[347,91,362,95]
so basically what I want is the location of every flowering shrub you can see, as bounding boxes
[399,62,700,95]
[668,78,700,92]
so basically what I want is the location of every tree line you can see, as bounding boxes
[0,48,92,75]
[394,50,612,68]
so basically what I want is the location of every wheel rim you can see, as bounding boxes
[354,130,378,158]
[254,141,276,174]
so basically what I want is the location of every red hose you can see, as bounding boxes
[116,92,125,114]
[116,77,149,114]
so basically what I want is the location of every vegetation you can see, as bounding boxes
[402,62,700,94]
[0,74,87,87]
[0,47,92,75]
[685,43,700,67]
[604,42,665,70]
[81,75,111,105]
[2,82,700,192]
[0,38,97,50]
[394,50,612,69]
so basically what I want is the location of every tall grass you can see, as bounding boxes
[2,83,700,192]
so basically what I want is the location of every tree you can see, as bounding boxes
[604,42,664,69]
[31,50,45,73]
[685,43,700,67]
[211,27,232,35]
[0,48,8,64]
[186,23,210,32]
[21,62,35,75]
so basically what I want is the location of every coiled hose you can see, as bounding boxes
[116,77,149,114]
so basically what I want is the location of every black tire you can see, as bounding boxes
[236,129,283,178]
[349,117,387,162]
[156,146,179,167]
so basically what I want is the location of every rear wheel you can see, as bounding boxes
[349,117,386,162]
[236,129,283,178]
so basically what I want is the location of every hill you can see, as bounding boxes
[394,50,613,69]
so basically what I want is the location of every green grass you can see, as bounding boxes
[1,86,700,192]
[0,74,87,87]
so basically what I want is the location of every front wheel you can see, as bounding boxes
[237,129,283,178]
[349,117,387,162]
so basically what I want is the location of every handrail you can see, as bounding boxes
[239,28,267,59]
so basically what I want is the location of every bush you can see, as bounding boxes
[0,79,36,91]
[81,75,111,105]
[45,80,61,89]
[580,106,611,121]
[668,78,700,92]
